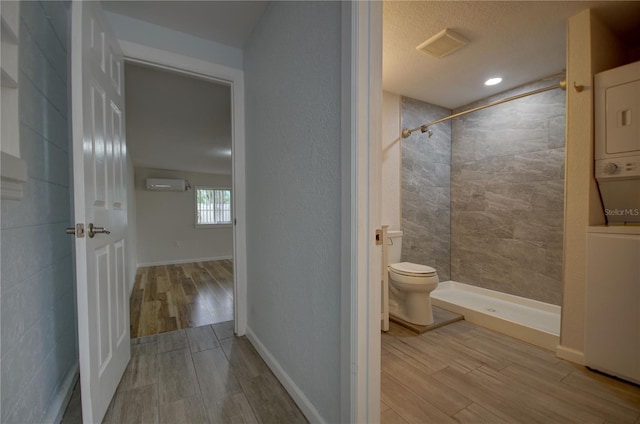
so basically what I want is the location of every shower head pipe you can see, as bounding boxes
[401,79,567,139]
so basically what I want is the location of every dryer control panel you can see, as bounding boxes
[594,154,640,180]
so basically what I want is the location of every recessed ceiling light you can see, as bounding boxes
[485,77,502,86]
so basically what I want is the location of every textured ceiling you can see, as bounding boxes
[383,1,640,109]
[384,1,640,109]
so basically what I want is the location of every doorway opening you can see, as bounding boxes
[124,62,235,338]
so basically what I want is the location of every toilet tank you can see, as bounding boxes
[387,230,403,264]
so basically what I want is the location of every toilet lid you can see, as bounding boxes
[389,262,437,277]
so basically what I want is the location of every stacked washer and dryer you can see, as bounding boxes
[584,60,640,385]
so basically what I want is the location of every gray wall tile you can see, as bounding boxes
[400,75,565,305]
[400,97,451,280]
[450,75,565,305]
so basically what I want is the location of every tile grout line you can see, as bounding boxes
[184,337,211,424]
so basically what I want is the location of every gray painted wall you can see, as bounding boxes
[400,75,565,305]
[1,2,78,422]
[104,11,243,70]
[134,167,233,266]
[401,98,452,280]
[244,2,342,421]
[451,75,565,305]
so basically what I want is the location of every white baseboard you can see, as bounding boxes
[43,363,79,424]
[137,255,232,267]
[556,344,585,365]
[245,327,325,424]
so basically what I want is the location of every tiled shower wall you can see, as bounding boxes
[401,98,451,280]
[451,75,565,305]
[400,74,565,305]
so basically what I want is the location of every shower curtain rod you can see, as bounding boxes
[401,79,567,139]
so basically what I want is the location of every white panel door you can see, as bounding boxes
[71,2,130,423]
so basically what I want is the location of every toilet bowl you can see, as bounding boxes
[388,262,439,325]
[386,230,440,326]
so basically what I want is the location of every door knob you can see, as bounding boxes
[88,223,110,238]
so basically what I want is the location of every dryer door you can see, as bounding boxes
[605,79,640,155]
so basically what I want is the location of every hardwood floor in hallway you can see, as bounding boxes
[61,260,250,424]
[130,260,234,338]
[62,322,308,424]
[381,320,640,424]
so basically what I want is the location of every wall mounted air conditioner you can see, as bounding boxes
[145,178,186,192]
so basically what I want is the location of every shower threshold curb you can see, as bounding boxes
[432,281,561,351]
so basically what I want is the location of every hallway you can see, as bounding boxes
[61,260,308,423]
[63,322,307,424]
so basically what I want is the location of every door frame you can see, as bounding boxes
[341,1,383,422]
[118,41,248,335]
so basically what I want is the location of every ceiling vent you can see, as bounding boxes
[416,28,469,58]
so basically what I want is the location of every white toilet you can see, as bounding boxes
[387,231,439,326]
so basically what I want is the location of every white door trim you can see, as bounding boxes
[341,2,383,422]
[118,41,248,336]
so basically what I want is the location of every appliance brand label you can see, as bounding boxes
[604,208,640,216]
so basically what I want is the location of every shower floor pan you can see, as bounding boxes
[431,281,560,351]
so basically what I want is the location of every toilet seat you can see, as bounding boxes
[389,262,437,277]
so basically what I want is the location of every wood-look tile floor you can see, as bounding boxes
[130,260,234,338]
[62,321,308,424]
[381,320,640,424]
